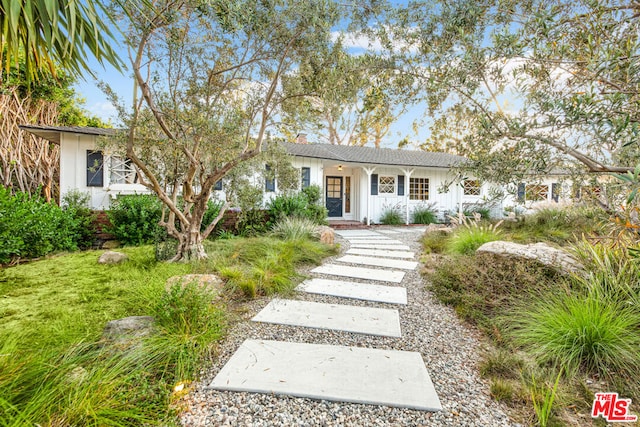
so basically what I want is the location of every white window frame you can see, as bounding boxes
[110,156,137,184]
[378,176,395,194]
[409,177,430,200]
[463,180,482,196]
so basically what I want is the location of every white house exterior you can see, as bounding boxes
[22,124,571,223]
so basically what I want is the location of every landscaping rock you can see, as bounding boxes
[98,250,128,264]
[102,316,156,344]
[316,226,335,245]
[166,274,225,295]
[101,240,121,249]
[424,223,453,234]
[476,241,583,275]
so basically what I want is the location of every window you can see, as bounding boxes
[86,150,104,187]
[525,184,548,202]
[265,165,275,192]
[110,156,137,184]
[301,167,310,188]
[409,177,429,200]
[463,180,481,196]
[378,176,395,194]
[214,180,222,191]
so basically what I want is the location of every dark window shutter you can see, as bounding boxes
[301,167,310,188]
[87,150,104,187]
[214,180,222,191]
[517,183,525,202]
[371,174,378,195]
[265,165,275,192]
[551,183,559,202]
[397,175,405,196]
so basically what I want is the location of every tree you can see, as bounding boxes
[381,0,640,185]
[0,65,106,200]
[106,0,355,261]
[0,0,121,84]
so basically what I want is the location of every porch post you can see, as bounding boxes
[363,167,375,226]
[402,168,414,225]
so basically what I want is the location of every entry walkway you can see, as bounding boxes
[208,228,442,411]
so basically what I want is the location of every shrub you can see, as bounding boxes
[505,291,640,378]
[447,224,501,255]
[236,208,269,236]
[267,184,327,225]
[412,205,438,224]
[61,190,96,249]
[271,217,319,241]
[107,195,162,245]
[0,187,81,263]
[379,207,404,225]
[421,231,449,254]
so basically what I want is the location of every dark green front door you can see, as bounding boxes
[326,176,343,217]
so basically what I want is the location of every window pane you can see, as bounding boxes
[463,180,481,196]
[409,177,429,200]
[87,150,104,187]
[379,176,395,194]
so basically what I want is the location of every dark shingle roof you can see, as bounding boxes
[280,141,466,168]
[19,124,116,144]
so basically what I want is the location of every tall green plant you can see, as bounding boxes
[107,195,162,245]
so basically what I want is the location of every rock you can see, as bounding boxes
[102,315,155,344]
[476,241,583,275]
[315,226,335,245]
[166,274,225,295]
[101,240,121,249]
[65,366,88,384]
[98,250,128,264]
[425,223,453,234]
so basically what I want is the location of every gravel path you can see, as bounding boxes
[179,227,515,426]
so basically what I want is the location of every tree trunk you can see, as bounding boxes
[172,228,208,262]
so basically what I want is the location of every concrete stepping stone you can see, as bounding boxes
[346,248,415,259]
[346,239,402,245]
[377,229,401,234]
[336,255,418,270]
[349,243,411,251]
[252,299,401,337]
[335,230,381,237]
[296,278,407,304]
[343,235,391,240]
[312,264,405,283]
[209,339,442,411]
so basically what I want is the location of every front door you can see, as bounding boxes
[326,176,343,217]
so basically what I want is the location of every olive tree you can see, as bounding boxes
[107,0,353,261]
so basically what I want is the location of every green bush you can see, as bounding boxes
[271,217,319,241]
[61,190,96,249]
[379,207,404,225]
[412,206,438,224]
[236,208,269,236]
[107,195,162,245]
[505,291,640,378]
[201,199,225,233]
[447,224,502,255]
[267,184,328,225]
[0,187,83,263]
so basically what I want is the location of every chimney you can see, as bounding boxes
[296,133,308,144]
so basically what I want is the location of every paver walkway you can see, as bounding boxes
[209,228,442,411]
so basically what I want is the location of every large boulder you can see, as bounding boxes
[98,250,128,264]
[476,241,583,275]
[102,315,156,346]
[315,225,335,245]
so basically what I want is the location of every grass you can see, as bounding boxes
[501,206,608,245]
[412,206,438,224]
[205,236,336,297]
[505,290,640,378]
[1,234,335,425]
[270,216,319,241]
[379,208,404,225]
[421,230,449,254]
